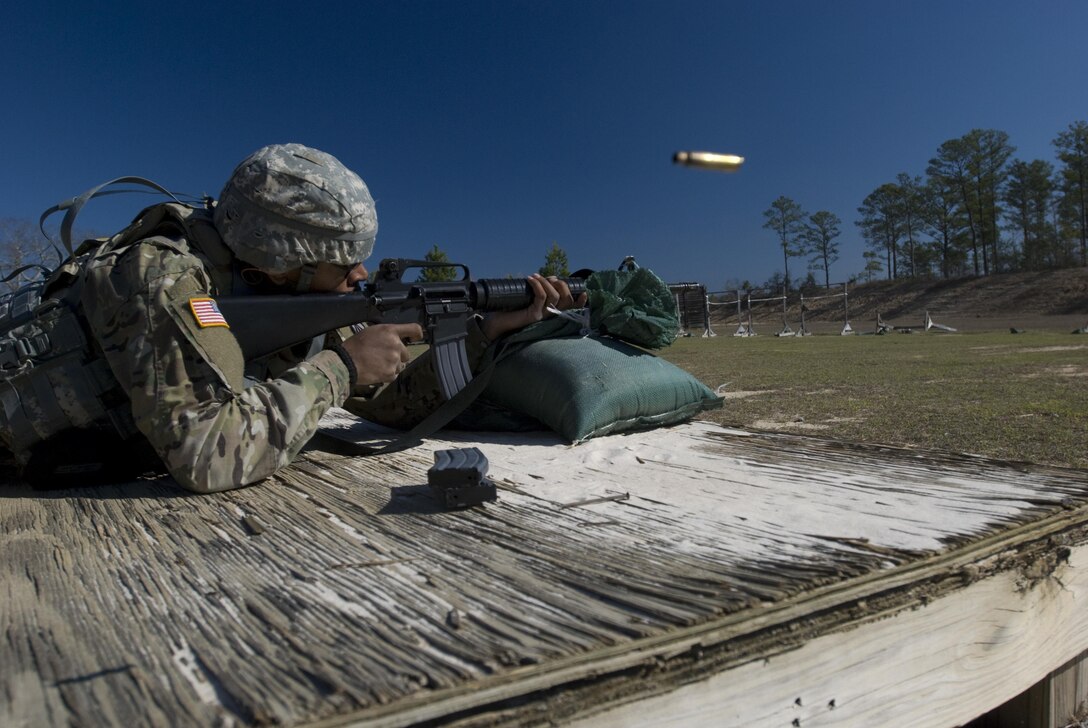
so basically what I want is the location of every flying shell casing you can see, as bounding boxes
[673,151,744,172]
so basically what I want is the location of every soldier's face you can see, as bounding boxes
[309,262,369,293]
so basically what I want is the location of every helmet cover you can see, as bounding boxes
[214,143,377,271]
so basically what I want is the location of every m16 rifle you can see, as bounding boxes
[217,258,586,400]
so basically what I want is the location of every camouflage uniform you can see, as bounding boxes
[80,210,342,492]
[76,144,489,493]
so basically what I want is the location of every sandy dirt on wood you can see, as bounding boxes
[718,390,766,399]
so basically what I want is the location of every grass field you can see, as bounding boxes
[659,330,1088,470]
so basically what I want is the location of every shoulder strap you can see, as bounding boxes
[1,263,52,284]
[315,314,595,455]
[315,344,506,456]
[39,177,189,256]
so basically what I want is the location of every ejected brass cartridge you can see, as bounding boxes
[673,151,745,172]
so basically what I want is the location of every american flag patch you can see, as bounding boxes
[188,297,229,328]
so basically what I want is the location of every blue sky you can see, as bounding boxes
[2,1,1086,289]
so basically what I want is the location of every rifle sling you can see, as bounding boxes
[313,344,502,457]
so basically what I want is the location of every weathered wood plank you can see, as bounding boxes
[989,647,1088,728]
[2,419,1088,726]
[1052,649,1088,726]
[337,504,1088,727]
[564,541,1088,728]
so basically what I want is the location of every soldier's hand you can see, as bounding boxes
[341,323,423,385]
[480,274,588,341]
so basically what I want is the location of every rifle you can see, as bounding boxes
[217,258,586,400]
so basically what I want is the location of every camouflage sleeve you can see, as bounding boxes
[82,239,350,493]
[341,318,491,429]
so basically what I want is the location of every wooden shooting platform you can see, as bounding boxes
[3,417,1088,727]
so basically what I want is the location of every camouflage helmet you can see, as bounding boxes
[214,143,377,272]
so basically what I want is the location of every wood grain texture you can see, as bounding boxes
[3,418,1088,727]
[1051,649,1088,727]
[568,543,1088,728]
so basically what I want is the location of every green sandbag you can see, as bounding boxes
[453,330,723,443]
[450,261,709,442]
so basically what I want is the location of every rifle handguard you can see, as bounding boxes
[473,277,586,311]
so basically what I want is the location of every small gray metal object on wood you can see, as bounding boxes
[428,447,496,509]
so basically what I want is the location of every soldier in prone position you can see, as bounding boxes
[5,143,581,492]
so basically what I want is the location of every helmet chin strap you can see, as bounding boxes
[295,263,318,293]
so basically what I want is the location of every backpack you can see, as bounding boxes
[0,179,219,483]
[0,250,137,449]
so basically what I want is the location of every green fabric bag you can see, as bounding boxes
[586,263,679,349]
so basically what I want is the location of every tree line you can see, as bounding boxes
[416,241,571,282]
[762,198,844,291]
[764,121,1088,290]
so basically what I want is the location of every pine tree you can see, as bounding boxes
[762,197,806,292]
[802,210,842,288]
[539,242,570,277]
[417,244,457,282]
[1054,121,1088,266]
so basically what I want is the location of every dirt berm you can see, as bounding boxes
[710,267,1088,334]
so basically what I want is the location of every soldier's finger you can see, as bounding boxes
[526,275,548,315]
[548,277,575,309]
[537,276,561,307]
[392,323,424,343]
